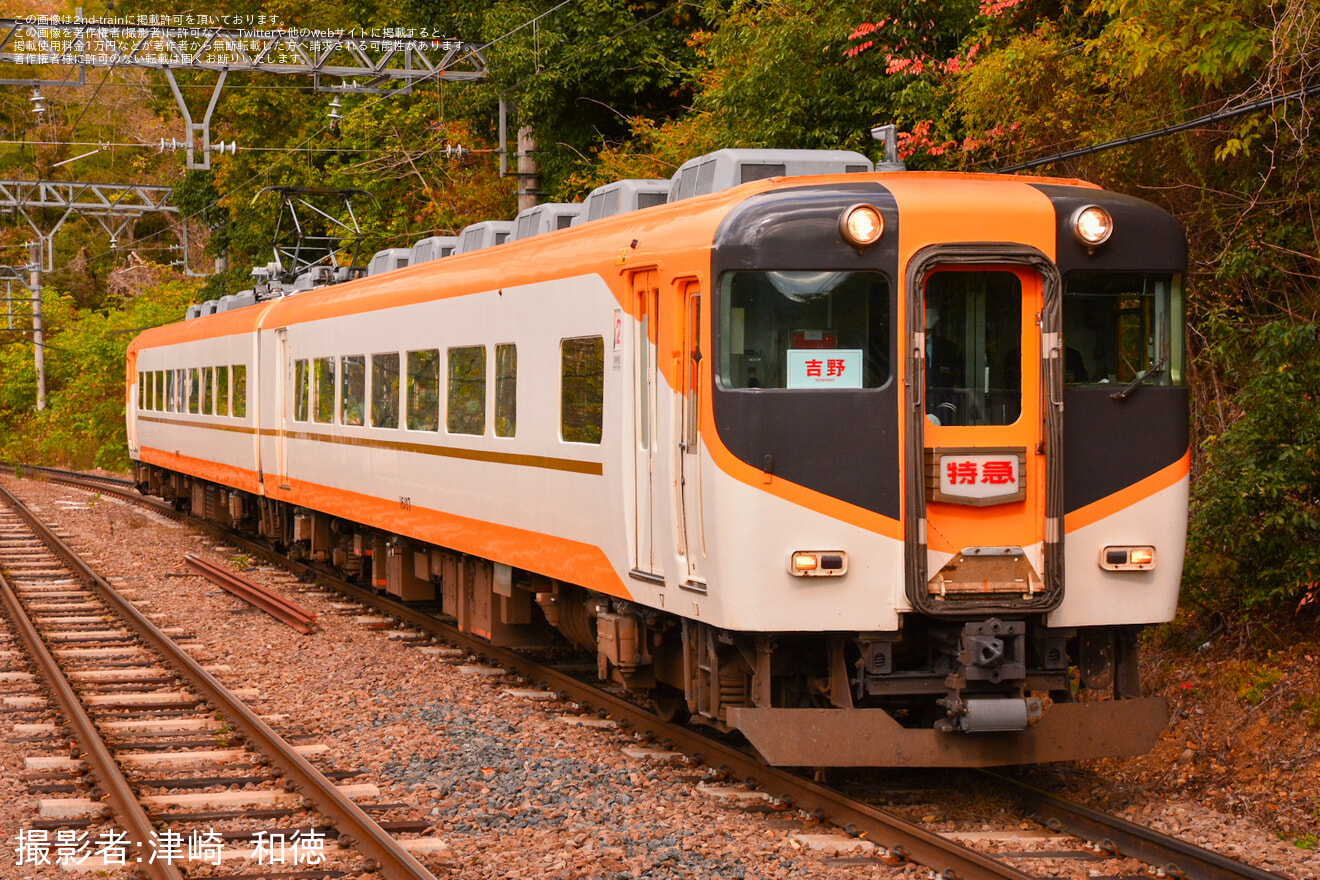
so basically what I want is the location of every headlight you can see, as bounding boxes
[840,205,884,247]
[1100,545,1155,571]
[788,551,848,577]
[1071,205,1114,246]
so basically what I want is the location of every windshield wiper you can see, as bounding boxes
[1110,354,1168,401]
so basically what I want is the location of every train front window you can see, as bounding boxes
[1063,273,1184,387]
[718,270,889,390]
[924,270,1022,427]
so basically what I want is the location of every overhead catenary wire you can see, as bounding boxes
[29,0,601,277]
[994,81,1320,173]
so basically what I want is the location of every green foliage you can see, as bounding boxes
[0,279,197,471]
[1288,693,1320,730]
[1220,658,1286,705]
[1185,320,1320,615]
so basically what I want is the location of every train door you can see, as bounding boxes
[274,327,290,489]
[632,270,662,580]
[906,257,1063,615]
[677,281,706,584]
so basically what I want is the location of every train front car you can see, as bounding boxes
[702,174,1187,766]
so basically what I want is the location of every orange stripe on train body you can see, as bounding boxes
[138,446,631,600]
[1064,453,1191,534]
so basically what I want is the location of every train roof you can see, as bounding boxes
[136,170,1170,353]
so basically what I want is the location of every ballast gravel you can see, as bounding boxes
[0,474,1314,880]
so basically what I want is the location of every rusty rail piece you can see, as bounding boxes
[9,470,1052,878]
[990,772,1297,880]
[0,565,185,880]
[184,552,318,634]
[0,483,437,880]
[13,467,1297,880]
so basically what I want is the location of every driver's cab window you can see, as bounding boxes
[718,270,890,390]
[1062,272,1183,388]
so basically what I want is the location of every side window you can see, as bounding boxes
[188,368,199,414]
[495,343,516,438]
[138,373,146,410]
[232,365,247,418]
[145,371,155,411]
[371,352,400,429]
[166,369,176,413]
[407,349,440,431]
[313,357,336,424]
[201,367,214,415]
[216,365,229,417]
[154,371,164,411]
[341,355,365,426]
[447,345,486,435]
[561,336,604,444]
[294,359,309,421]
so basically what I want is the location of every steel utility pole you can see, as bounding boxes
[0,182,178,410]
[28,242,44,410]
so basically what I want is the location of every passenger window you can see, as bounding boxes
[407,349,441,431]
[154,371,165,411]
[138,373,146,410]
[718,270,890,390]
[188,368,200,414]
[166,369,176,413]
[495,343,516,438]
[202,367,214,415]
[145,372,155,411]
[561,336,604,444]
[293,359,309,422]
[313,357,336,424]
[371,353,400,429]
[448,346,486,435]
[232,365,247,418]
[341,355,365,426]
[216,365,229,417]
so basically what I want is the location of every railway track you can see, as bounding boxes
[0,479,443,878]
[3,465,1301,880]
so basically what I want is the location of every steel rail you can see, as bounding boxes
[12,463,135,489]
[235,563,1038,880]
[0,519,184,879]
[989,773,1297,880]
[184,552,318,634]
[12,467,1298,880]
[0,482,437,880]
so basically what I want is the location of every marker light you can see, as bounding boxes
[1071,205,1114,246]
[1100,545,1156,571]
[788,551,849,577]
[840,205,884,247]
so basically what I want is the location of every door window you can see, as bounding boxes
[924,270,1022,427]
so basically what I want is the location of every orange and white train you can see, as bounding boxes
[127,149,1188,766]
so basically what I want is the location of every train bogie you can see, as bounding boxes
[128,152,1188,767]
